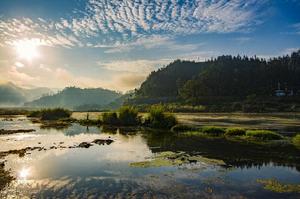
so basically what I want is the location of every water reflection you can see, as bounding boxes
[1,116,300,198]
[18,168,30,180]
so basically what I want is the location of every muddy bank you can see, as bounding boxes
[0,129,36,135]
[0,139,114,158]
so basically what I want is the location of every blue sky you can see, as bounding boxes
[0,0,299,91]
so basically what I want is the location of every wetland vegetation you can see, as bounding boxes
[0,110,300,198]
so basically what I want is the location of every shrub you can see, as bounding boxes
[292,134,300,148]
[118,106,140,126]
[145,105,177,129]
[28,108,71,120]
[246,130,283,140]
[171,124,199,132]
[225,127,246,136]
[101,112,119,125]
[40,108,71,120]
[78,119,101,126]
[202,126,225,135]
[27,110,42,118]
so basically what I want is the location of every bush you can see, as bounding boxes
[27,110,42,118]
[171,124,199,132]
[28,108,71,120]
[293,134,300,148]
[101,112,119,125]
[246,130,283,140]
[225,127,246,136]
[118,106,140,126]
[145,105,177,129]
[202,126,225,135]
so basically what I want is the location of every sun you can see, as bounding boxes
[13,38,41,61]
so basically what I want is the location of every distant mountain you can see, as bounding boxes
[25,87,122,109]
[0,82,52,106]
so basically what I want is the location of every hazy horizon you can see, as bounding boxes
[1,0,300,92]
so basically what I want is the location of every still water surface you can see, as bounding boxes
[0,116,300,198]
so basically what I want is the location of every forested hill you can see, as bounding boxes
[0,82,52,106]
[25,87,121,109]
[133,50,300,104]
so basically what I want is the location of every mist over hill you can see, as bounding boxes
[0,82,52,106]
[25,87,122,110]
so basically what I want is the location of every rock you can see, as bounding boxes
[78,142,93,148]
[92,139,114,145]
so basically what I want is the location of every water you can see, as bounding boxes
[0,116,300,198]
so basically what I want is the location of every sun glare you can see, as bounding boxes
[18,168,31,180]
[13,39,41,62]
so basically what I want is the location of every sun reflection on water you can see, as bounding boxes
[18,168,31,180]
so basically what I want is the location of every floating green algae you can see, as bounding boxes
[129,151,225,168]
[257,179,300,193]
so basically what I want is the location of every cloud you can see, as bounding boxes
[0,0,267,48]
[292,23,300,34]
[97,59,170,73]
[114,73,146,90]
[234,37,252,44]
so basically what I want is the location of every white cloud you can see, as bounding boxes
[0,0,267,48]
[97,59,170,73]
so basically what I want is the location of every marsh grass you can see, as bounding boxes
[292,134,300,149]
[118,106,140,126]
[225,127,246,136]
[78,119,101,126]
[246,130,283,140]
[202,126,226,135]
[101,112,119,125]
[144,105,177,129]
[28,108,71,120]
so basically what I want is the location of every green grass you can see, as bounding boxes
[101,112,119,125]
[225,127,246,136]
[246,130,283,140]
[292,134,300,149]
[118,106,140,126]
[144,105,177,129]
[28,108,71,120]
[202,126,226,135]
[78,119,101,126]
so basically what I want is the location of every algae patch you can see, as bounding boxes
[257,179,300,193]
[130,151,226,168]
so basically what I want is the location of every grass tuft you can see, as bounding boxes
[246,130,283,140]
[225,127,246,136]
[202,126,225,135]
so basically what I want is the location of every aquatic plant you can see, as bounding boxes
[144,105,177,129]
[27,110,42,117]
[28,108,71,120]
[202,126,225,135]
[129,151,225,168]
[118,106,140,126]
[292,134,300,149]
[101,112,119,125]
[78,119,101,126]
[257,179,300,193]
[246,130,283,140]
[225,127,246,136]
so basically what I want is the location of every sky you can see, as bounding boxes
[0,0,300,92]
